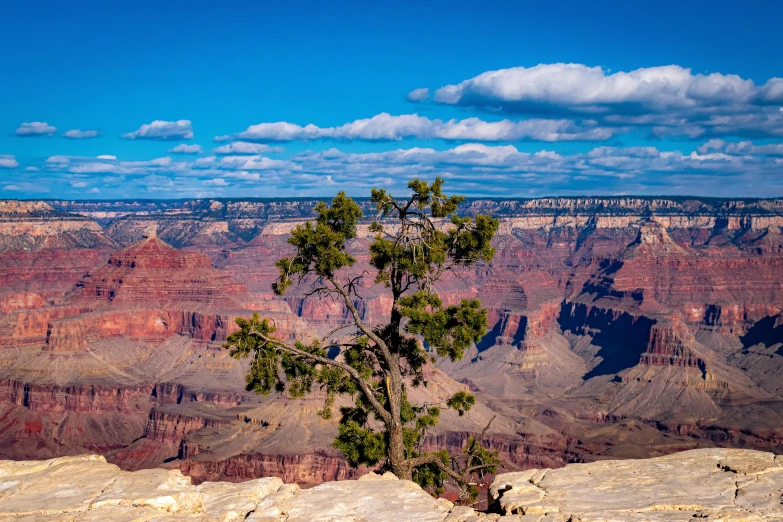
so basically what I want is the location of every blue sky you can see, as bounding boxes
[2,0,783,199]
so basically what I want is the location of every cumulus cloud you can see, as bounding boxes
[97,155,117,160]
[16,122,57,136]
[122,120,194,140]
[213,141,284,154]
[432,63,779,111]
[407,88,430,102]
[64,129,99,139]
[169,143,202,154]
[0,155,19,168]
[231,113,615,142]
[423,64,783,139]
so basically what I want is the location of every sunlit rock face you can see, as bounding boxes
[0,449,780,521]
[490,448,783,521]
[1,197,783,487]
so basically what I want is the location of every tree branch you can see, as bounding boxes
[248,331,391,425]
[326,275,395,364]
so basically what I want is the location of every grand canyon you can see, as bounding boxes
[1,196,782,489]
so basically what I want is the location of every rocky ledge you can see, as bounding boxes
[0,449,781,521]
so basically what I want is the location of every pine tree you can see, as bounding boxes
[225,177,501,499]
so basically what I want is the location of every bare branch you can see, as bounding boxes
[326,275,394,364]
[320,323,357,343]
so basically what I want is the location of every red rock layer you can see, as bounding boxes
[152,383,243,408]
[143,408,232,446]
[76,235,247,306]
[176,452,363,487]
[0,379,153,415]
[640,322,705,369]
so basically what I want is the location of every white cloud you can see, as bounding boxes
[213,141,284,154]
[46,155,181,175]
[25,166,39,171]
[88,187,100,194]
[122,120,194,140]
[193,156,216,167]
[29,142,783,197]
[217,155,294,170]
[432,63,775,111]
[759,78,783,102]
[425,64,783,139]
[16,122,57,136]
[286,142,782,197]
[717,140,783,156]
[68,162,121,173]
[407,88,430,102]
[46,155,71,165]
[169,143,202,154]
[203,178,230,187]
[696,139,726,154]
[64,129,99,139]
[0,155,19,168]
[231,113,614,142]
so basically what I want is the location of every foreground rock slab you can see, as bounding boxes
[0,449,781,521]
[491,448,783,521]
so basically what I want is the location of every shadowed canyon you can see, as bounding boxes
[1,196,783,488]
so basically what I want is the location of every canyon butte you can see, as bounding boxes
[1,196,782,493]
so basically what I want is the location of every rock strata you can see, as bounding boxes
[1,449,781,521]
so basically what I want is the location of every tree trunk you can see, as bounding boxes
[388,421,412,480]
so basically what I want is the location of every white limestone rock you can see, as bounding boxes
[91,468,203,513]
[287,477,451,522]
[1,449,781,521]
[198,477,284,522]
[0,456,121,517]
[490,448,783,521]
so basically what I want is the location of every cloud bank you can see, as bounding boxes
[432,63,782,111]
[230,113,615,142]
[26,137,783,199]
[426,64,783,139]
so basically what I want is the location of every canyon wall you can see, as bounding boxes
[1,196,783,488]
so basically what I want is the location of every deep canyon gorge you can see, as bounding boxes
[1,196,782,488]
